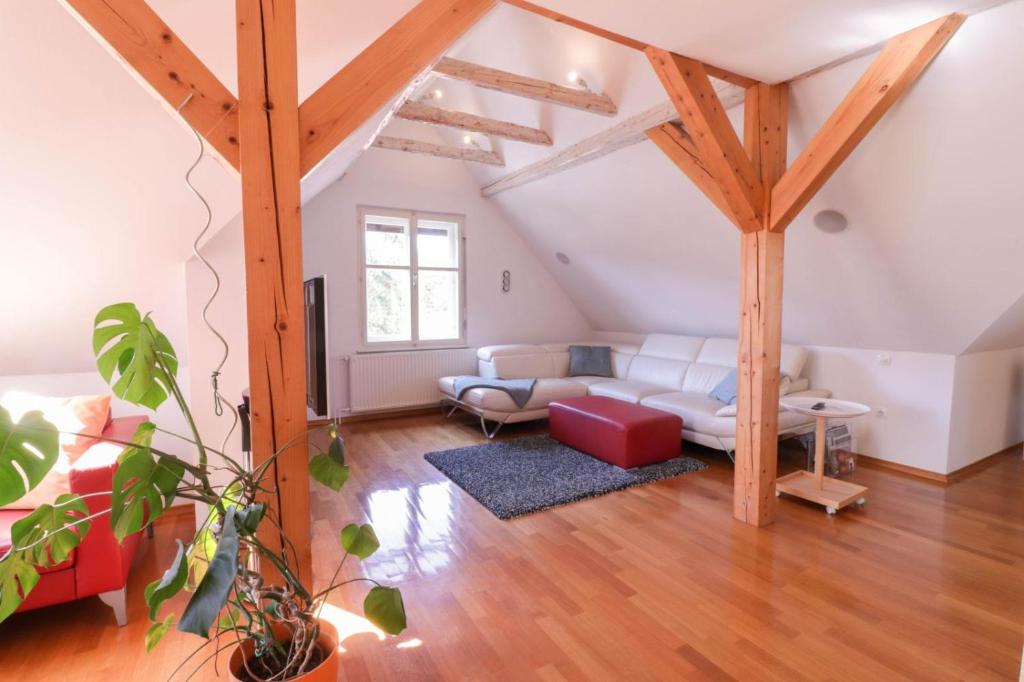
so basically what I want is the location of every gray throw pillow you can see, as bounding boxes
[568,345,613,377]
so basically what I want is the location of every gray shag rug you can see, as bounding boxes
[424,435,707,519]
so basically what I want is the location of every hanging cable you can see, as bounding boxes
[177,94,239,456]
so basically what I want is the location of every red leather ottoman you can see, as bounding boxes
[548,396,682,468]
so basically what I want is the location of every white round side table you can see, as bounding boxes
[777,397,871,515]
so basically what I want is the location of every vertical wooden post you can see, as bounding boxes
[236,0,311,583]
[734,83,788,526]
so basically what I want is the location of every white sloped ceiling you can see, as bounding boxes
[3,0,1022,379]
[394,0,1024,355]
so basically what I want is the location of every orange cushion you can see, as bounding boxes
[0,393,112,510]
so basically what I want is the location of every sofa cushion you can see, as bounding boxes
[682,363,734,394]
[713,377,793,416]
[642,391,815,438]
[568,345,613,378]
[0,393,112,511]
[625,355,690,390]
[638,334,705,361]
[708,369,738,404]
[697,337,809,379]
[589,380,678,404]
[440,377,586,412]
[566,375,617,387]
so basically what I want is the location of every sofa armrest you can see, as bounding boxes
[69,415,147,599]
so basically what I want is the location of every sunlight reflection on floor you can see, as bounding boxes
[318,602,423,653]
[365,480,458,577]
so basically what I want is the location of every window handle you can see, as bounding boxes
[411,273,418,287]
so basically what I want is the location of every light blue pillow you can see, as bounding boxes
[708,369,738,405]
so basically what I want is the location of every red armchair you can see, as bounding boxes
[0,415,146,626]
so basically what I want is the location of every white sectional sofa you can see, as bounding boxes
[439,334,829,454]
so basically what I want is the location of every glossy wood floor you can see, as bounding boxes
[1,413,1022,680]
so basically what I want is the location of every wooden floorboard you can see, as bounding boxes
[1,413,1022,680]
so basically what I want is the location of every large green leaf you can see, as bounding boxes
[178,506,239,638]
[93,303,178,410]
[310,431,349,492]
[340,523,379,560]
[0,553,40,622]
[363,586,406,635]
[144,540,188,621]
[10,494,90,567]
[0,407,59,507]
[111,422,184,540]
[309,454,349,492]
[145,615,175,652]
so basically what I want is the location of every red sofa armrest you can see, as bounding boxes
[68,415,148,599]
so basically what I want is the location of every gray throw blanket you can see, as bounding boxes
[453,376,537,409]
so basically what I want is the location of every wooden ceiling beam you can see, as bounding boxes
[500,0,647,50]
[647,123,736,225]
[499,0,758,88]
[482,84,746,196]
[396,101,553,145]
[770,13,965,232]
[482,101,673,196]
[374,136,505,166]
[60,0,240,170]
[433,57,618,116]
[647,47,764,232]
[298,0,496,177]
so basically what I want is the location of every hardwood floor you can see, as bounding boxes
[1,413,1022,680]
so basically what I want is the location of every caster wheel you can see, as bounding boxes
[825,506,837,516]
[857,498,867,506]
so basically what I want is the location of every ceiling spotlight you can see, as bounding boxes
[813,209,849,234]
[433,88,443,99]
[463,134,473,145]
[567,70,589,90]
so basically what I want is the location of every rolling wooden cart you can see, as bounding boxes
[776,397,871,515]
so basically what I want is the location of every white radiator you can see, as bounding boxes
[347,348,477,413]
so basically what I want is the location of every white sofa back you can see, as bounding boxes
[625,334,704,390]
[476,334,810,390]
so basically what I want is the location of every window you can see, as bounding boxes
[359,207,465,349]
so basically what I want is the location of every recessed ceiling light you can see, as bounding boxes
[463,134,472,145]
[813,209,849,233]
[566,70,589,90]
[433,88,443,99]
[555,252,571,265]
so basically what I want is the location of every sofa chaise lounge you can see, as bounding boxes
[439,333,829,456]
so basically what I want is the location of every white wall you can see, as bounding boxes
[948,348,1024,471]
[302,122,592,416]
[184,214,250,475]
[0,261,194,460]
[802,346,957,473]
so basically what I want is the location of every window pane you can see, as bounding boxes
[366,268,411,342]
[365,215,409,266]
[418,270,460,341]
[417,220,459,268]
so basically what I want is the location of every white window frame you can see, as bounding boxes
[357,205,467,352]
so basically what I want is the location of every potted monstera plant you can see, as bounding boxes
[0,303,405,680]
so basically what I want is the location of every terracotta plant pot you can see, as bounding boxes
[229,620,339,681]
